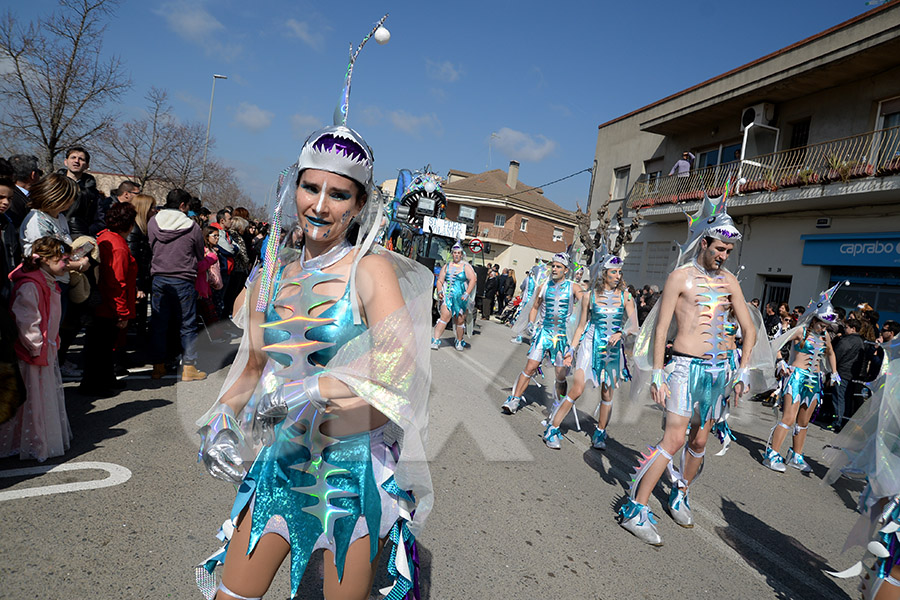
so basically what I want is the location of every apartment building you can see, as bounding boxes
[442,161,576,271]
[590,2,900,322]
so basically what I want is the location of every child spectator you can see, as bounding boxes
[80,202,137,396]
[0,236,73,461]
[196,225,222,329]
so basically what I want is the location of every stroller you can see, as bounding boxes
[498,295,522,325]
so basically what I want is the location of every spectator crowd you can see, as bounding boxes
[0,148,267,463]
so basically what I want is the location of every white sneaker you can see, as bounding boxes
[543,425,562,449]
[455,340,464,352]
[501,395,522,414]
[668,486,694,528]
[763,448,787,473]
[786,449,812,473]
[430,338,440,350]
[619,499,662,546]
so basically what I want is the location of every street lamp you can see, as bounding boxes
[200,73,227,201]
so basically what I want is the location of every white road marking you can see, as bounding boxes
[0,461,132,502]
[445,334,845,600]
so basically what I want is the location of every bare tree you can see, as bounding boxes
[0,0,131,171]
[202,160,249,214]
[97,87,184,188]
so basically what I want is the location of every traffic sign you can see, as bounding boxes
[469,238,483,254]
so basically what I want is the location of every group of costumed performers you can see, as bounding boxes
[194,16,433,600]
[431,242,476,352]
[620,188,773,546]
[502,252,583,415]
[824,334,900,600]
[764,282,843,474]
[510,263,548,344]
[541,246,637,451]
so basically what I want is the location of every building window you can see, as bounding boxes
[520,217,528,232]
[697,148,719,169]
[789,118,811,149]
[552,227,563,242]
[494,213,506,227]
[613,167,630,200]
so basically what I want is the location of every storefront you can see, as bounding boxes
[801,232,900,323]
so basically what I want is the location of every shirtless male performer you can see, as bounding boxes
[619,193,756,545]
[502,252,584,414]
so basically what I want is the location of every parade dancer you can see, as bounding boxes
[620,191,764,546]
[431,241,475,351]
[195,17,433,600]
[502,253,583,415]
[824,335,900,599]
[510,263,547,344]
[764,282,843,473]
[542,248,636,450]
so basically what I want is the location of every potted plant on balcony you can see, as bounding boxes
[825,153,855,183]
[780,168,820,187]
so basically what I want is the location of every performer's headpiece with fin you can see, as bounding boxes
[256,15,390,324]
[676,181,741,267]
[588,241,624,289]
[798,280,848,329]
[551,252,571,268]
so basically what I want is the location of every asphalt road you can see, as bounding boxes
[0,318,865,599]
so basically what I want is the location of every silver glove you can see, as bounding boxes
[203,430,245,484]
[255,373,327,433]
[198,406,246,484]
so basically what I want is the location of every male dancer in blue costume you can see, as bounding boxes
[431,242,476,351]
[620,194,757,545]
[502,253,583,415]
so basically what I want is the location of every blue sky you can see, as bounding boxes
[12,0,875,211]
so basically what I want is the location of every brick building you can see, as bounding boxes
[442,161,576,273]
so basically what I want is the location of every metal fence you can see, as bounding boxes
[627,125,900,210]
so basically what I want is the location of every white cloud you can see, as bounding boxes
[155,0,241,60]
[291,113,320,139]
[426,59,463,83]
[233,102,274,132]
[493,127,557,162]
[388,110,442,137]
[285,18,326,51]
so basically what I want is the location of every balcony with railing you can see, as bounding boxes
[627,125,900,213]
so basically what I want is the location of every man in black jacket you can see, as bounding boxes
[829,318,866,431]
[483,270,499,319]
[58,146,104,237]
[497,268,510,313]
[7,154,40,229]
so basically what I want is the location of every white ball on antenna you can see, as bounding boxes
[374,27,390,45]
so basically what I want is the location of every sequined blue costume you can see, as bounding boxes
[527,279,574,367]
[575,289,630,388]
[780,327,826,407]
[442,265,470,318]
[201,263,413,597]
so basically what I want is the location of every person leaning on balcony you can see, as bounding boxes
[668,151,695,177]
